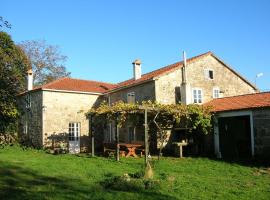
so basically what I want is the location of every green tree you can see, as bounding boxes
[19,40,70,85]
[0,16,11,29]
[0,31,30,132]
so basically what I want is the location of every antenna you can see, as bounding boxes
[255,72,263,88]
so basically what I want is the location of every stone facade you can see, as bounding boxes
[155,55,256,104]
[42,91,102,151]
[155,68,182,104]
[19,90,43,147]
[19,90,102,151]
[109,81,156,104]
[253,108,270,158]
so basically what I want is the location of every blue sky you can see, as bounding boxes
[2,0,270,90]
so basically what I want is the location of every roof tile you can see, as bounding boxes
[204,92,270,112]
[114,51,212,90]
[35,77,117,93]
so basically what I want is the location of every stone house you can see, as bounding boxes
[19,51,258,154]
[18,75,116,153]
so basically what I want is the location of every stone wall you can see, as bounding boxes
[253,108,270,158]
[153,55,256,105]
[42,91,102,152]
[186,55,256,103]
[18,91,43,147]
[109,81,156,104]
[155,68,182,104]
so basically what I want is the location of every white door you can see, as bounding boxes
[69,122,80,153]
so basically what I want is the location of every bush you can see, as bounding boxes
[0,133,18,148]
[101,173,161,192]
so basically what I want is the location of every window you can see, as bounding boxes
[26,94,31,108]
[204,69,214,80]
[127,92,135,104]
[175,86,181,104]
[23,121,28,134]
[213,87,220,98]
[69,122,80,141]
[193,89,202,104]
[128,127,136,142]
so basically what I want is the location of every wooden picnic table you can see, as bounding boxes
[118,143,142,158]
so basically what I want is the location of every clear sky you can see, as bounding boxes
[2,0,270,90]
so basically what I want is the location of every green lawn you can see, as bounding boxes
[0,146,269,200]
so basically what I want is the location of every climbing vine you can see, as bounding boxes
[87,101,212,135]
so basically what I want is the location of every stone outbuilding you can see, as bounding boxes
[205,92,270,159]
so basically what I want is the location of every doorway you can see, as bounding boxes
[68,122,80,153]
[218,116,251,159]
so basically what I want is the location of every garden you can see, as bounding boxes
[0,145,269,200]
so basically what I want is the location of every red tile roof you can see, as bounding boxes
[204,92,270,112]
[22,51,256,95]
[33,77,117,94]
[115,51,212,90]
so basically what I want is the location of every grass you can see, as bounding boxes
[0,146,270,200]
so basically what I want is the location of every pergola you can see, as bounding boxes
[87,101,212,166]
[89,106,154,166]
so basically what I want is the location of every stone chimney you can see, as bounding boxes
[132,59,142,80]
[27,68,33,91]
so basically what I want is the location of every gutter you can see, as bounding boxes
[18,88,103,96]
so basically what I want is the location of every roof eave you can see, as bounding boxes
[18,88,103,96]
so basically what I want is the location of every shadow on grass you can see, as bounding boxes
[208,157,270,168]
[0,161,175,200]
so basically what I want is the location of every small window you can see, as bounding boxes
[193,89,203,104]
[128,127,136,142]
[204,69,214,80]
[175,86,181,104]
[213,87,220,98]
[26,94,31,108]
[23,121,28,134]
[69,122,80,141]
[127,92,135,104]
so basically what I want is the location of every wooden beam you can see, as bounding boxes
[144,108,149,166]
[115,118,120,161]
[89,115,94,157]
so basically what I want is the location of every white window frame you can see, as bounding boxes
[128,126,136,142]
[204,69,214,80]
[127,92,136,104]
[213,87,220,98]
[192,88,203,104]
[69,122,80,141]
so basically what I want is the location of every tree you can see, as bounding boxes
[0,31,30,132]
[19,40,70,85]
[0,16,11,29]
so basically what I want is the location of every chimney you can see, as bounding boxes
[182,51,187,83]
[27,68,33,91]
[132,59,142,80]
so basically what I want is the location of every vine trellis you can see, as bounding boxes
[87,101,212,164]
